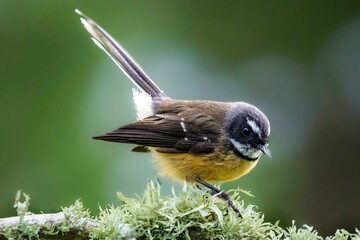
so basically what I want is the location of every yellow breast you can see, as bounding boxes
[150,149,259,183]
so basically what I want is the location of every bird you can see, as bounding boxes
[76,9,271,218]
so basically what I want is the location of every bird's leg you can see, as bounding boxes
[195,177,242,218]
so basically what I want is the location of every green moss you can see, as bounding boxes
[1,183,359,239]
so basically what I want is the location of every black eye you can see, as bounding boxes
[242,127,251,137]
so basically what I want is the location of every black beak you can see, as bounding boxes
[259,144,271,157]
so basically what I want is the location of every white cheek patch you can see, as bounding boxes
[132,88,154,120]
[247,118,261,138]
[230,138,247,153]
[230,138,262,159]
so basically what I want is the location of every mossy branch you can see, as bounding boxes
[0,182,359,239]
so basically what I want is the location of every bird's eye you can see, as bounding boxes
[242,127,251,137]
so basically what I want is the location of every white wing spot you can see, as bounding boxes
[180,121,187,132]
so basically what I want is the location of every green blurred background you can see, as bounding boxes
[1,0,360,236]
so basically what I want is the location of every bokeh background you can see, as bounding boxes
[1,0,359,236]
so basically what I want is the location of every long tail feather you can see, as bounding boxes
[75,9,166,98]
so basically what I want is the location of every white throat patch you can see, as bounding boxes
[230,138,261,160]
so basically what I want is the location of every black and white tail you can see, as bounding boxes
[75,9,166,99]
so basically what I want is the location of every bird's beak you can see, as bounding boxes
[259,144,271,157]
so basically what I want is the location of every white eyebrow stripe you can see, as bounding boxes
[247,118,261,138]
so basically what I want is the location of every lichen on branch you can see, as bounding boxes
[0,183,359,239]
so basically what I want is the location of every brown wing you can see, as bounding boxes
[93,113,220,154]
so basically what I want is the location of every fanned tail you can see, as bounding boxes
[75,9,166,98]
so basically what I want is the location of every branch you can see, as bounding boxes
[0,184,359,239]
[0,191,132,239]
[0,213,98,239]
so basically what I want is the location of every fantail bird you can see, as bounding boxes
[76,9,271,217]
